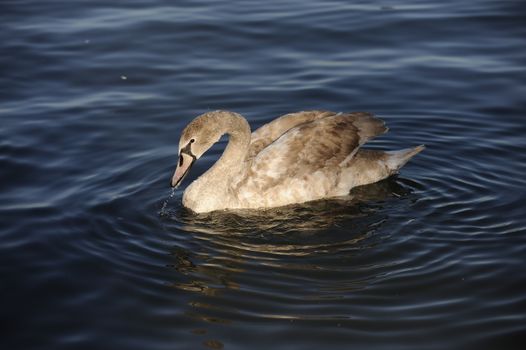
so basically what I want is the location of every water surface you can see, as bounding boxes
[1,0,526,349]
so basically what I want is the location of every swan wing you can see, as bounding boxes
[248,110,336,160]
[242,112,387,192]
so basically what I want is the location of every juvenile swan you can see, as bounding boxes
[170,110,424,213]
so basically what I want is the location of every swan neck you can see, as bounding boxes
[210,112,251,175]
[225,116,251,163]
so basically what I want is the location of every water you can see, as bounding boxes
[1,0,525,349]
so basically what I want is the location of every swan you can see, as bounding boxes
[170,110,424,213]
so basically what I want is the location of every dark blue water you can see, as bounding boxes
[1,0,526,349]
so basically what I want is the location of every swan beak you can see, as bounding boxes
[171,153,195,188]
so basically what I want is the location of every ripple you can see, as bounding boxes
[2,0,526,349]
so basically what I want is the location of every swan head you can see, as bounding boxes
[170,112,225,188]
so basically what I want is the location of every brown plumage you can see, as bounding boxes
[170,110,424,213]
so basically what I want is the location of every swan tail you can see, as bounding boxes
[384,145,425,174]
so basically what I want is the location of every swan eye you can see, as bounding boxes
[190,138,195,143]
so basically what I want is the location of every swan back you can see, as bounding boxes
[233,112,388,207]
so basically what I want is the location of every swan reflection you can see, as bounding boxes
[162,177,416,327]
